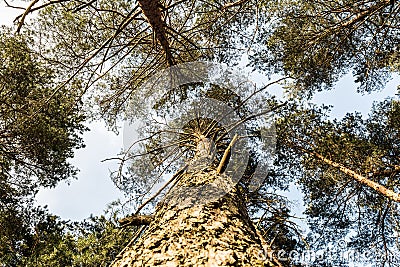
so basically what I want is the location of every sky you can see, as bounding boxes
[1,2,399,222]
[0,2,19,26]
[35,121,123,221]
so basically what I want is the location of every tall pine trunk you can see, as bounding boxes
[111,171,280,266]
[111,136,280,266]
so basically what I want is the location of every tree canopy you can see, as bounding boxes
[1,0,399,266]
[276,99,400,264]
[253,0,400,96]
[0,27,89,265]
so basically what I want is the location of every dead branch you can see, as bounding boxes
[3,0,25,10]
[216,134,238,174]
[119,214,154,227]
[223,0,249,9]
[16,0,39,33]
[134,164,188,215]
[13,0,70,22]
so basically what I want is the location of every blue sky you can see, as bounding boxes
[313,73,399,119]
[1,3,399,222]
[35,121,123,221]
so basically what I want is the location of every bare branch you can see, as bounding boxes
[223,0,249,9]
[16,0,39,33]
[13,0,70,22]
[3,0,25,10]
[134,164,188,215]
[119,214,153,227]
[217,134,238,174]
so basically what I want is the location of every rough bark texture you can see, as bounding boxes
[138,0,174,66]
[111,169,279,267]
[111,135,281,266]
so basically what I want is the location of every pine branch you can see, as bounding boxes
[216,134,238,174]
[119,215,153,227]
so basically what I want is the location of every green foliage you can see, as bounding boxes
[0,204,134,267]
[275,99,400,264]
[0,28,86,189]
[0,28,87,266]
[0,30,130,263]
[252,0,400,96]
[22,214,134,267]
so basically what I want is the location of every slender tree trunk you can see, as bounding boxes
[138,0,174,66]
[311,150,400,202]
[111,136,280,266]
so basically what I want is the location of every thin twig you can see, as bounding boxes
[109,225,146,266]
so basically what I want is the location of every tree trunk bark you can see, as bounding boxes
[138,0,174,66]
[111,135,281,266]
[111,169,280,266]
